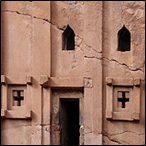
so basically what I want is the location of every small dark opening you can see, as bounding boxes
[118,25,131,52]
[63,25,75,50]
[60,98,79,145]
[117,91,129,108]
[13,90,24,106]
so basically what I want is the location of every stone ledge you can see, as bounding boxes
[112,112,140,121]
[1,75,7,84]
[50,77,84,88]
[1,109,6,117]
[106,111,113,119]
[1,109,32,119]
[106,111,140,121]
[106,77,134,86]
[39,75,49,87]
[1,75,33,85]
[39,76,84,88]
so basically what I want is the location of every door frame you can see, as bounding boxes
[50,88,84,145]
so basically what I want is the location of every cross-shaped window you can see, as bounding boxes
[13,90,24,106]
[117,91,129,108]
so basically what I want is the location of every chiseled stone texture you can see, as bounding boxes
[1,1,145,145]
[102,1,145,145]
[1,120,31,145]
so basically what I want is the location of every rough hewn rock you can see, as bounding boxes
[1,1,145,145]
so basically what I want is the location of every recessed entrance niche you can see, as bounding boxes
[59,98,79,145]
[51,89,83,145]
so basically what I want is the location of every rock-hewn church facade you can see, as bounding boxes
[1,1,145,145]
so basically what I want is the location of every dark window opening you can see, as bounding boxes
[59,98,79,145]
[63,25,75,50]
[13,90,24,106]
[117,25,131,52]
[117,91,129,108]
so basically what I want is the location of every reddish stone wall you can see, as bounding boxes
[1,1,145,145]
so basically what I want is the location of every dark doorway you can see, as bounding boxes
[60,98,79,145]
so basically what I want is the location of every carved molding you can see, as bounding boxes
[39,75,84,88]
[39,75,49,87]
[1,75,7,84]
[1,75,33,119]
[106,77,141,121]
[1,109,32,119]
[1,75,33,85]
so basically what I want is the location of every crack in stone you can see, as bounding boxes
[76,35,101,56]
[103,135,121,144]
[84,42,102,54]
[75,35,83,51]
[84,131,93,135]
[104,130,144,145]
[76,34,83,40]
[2,10,32,17]
[103,57,144,73]
[2,9,64,31]
[40,124,50,126]
[84,55,102,60]
[32,16,64,31]
[84,54,144,73]
[110,130,144,136]
[83,41,102,60]
[76,34,102,55]
[76,35,83,46]
[2,10,144,74]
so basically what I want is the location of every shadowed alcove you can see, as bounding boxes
[59,98,79,145]
[62,25,75,50]
[117,25,131,52]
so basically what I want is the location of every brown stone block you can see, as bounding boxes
[39,75,49,87]
[5,110,32,119]
[1,1,32,16]
[84,77,93,88]
[106,77,113,86]
[50,77,83,88]
[134,78,141,87]
[132,113,140,121]
[26,76,32,85]
[1,109,6,118]
[1,75,7,84]
[112,78,133,86]
[32,1,50,21]
[106,111,113,119]
[13,101,19,106]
